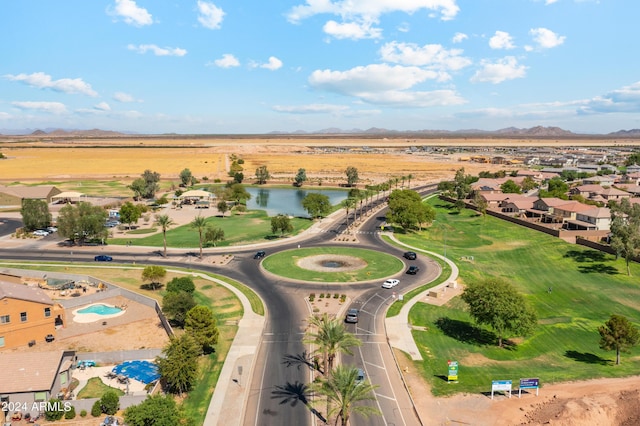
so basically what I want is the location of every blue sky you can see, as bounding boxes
[1,0,638,134]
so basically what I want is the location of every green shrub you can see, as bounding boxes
[80,409,87,417]
[100,390,120,415]
[333,293,339,298]
[44,398,65,421]
[65,405,76,419]
[91,400,102,417]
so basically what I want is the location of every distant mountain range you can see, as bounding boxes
[2,126,640,138]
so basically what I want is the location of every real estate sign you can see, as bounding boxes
[447,360,458,382]
[518,378,540,397]
[491,380,512,399]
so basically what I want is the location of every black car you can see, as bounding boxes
[254,250,266,259]
[94,255,113,262]
[345,308,359,323]
[403,251,417,260]
[406,265,420,275]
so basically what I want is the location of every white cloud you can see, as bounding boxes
[272,104,350,114]
[323,20,382,40]
[94,102,111,111]
[0,112,11,120]
[452,32,467,43]
[471,56,527,84]
[127,44,187,56]
[307,63,465,107]
[212,54,240,68]
[4,72,98,97]
[397,22,411,33]
[579,81,640,114]
[260,57,283,71]
[529,27,565,49]
[113,92,136,102]
[379,41,472,74]
[287,0,461,23]
[108,0,153,26]
[545,0,559,5]
[12,101,67,114]
[489,31,515,49]
[197,1,225,29]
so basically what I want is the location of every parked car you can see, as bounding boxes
[356,368,365,382]
[382,279,400,289]
[345,308,359,323]
[33,230,49,237]
[94,255,113,262]
[406,265,420,275]
[46,226,57,233]
[403,251,417,260]
[45,334,55,342]
[254,250,266,259]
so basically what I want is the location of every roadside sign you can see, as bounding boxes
[447,360,458,382]
[518,378,540,397]
[491,380,512,399]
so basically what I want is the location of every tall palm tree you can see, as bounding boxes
[341,198,356,228]
[407,173,413,189]
[304,314,361,377]
[190,215,208,259]
[155,214,174,257]
[310,365,380,426]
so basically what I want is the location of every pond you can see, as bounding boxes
[245,187,348,217]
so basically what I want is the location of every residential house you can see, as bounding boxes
[0,350,75,418]
[548,201,595,224]
[0,281,65,350]
[500,195,535,215]
[0,185,61,207]
[565,207,611,231]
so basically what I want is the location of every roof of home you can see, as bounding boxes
[0,351,67,393]
[0,281,53,305]
[0,185,59,200]
[579,207,611,218]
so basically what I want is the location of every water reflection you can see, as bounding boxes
[245,187,347,217]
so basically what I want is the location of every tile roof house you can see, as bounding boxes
[0,281,65,350]
[0,350,75,417]
[566,207,612,231]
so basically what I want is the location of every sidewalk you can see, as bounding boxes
[384,234,460,361]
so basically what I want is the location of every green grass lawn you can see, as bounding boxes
[394,198,640,396]
[109,210,313,247]
[262,247,404,282]
[76,377,125,399]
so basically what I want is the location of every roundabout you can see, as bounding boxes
[261,246,404,283]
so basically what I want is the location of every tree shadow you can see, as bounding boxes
[577,264,619,275]
[271,381,327,423]
[564,350,611,365]
[282,351,321,374]
[140,283,164,291]
[435,317,497,346]
[563,249,607,263]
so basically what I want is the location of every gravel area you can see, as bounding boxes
[296,254,367,272]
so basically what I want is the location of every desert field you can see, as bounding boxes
[2,134,636,187]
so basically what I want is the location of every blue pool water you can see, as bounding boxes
[77,304,122,315]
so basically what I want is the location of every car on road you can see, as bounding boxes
[33,230,49,236]
[94,255,113,262]
[345,308,359,323]
[403,251,417,260]
[382,278,400,289]
[406,265,420,275]
[254,250,266,259]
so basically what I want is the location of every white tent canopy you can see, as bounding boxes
[179,190,215,199]
[51,191,86,203]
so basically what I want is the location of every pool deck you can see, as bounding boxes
[57,296,157,339]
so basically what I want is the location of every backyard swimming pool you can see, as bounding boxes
[77,304,122,315]
[72,303,125,323]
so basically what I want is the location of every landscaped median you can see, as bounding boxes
[262,246,404,283]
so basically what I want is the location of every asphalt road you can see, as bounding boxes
[0,184,439,426]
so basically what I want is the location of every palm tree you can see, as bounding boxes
[310,365,380,426]
[407,173,413,189]
[304,314,361,377]
[341,198,356,228]
[155,214,174,257]
[190,215,208,259]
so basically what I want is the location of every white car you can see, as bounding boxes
[33,230,49,237]
[382,279,400,289]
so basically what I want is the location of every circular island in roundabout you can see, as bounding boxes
[261,247,404,283]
